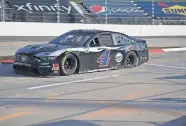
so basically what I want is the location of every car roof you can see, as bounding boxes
[69,29,120,35]
[68,29,131,39]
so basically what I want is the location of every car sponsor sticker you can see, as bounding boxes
[21,55,28,62]
[14,62,31,66]
[52,64,59,71]
[41,62,50,65]
[115,53,123,63]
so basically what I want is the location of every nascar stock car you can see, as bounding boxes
[13,29,149,76]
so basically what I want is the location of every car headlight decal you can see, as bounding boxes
[49,56,57,61]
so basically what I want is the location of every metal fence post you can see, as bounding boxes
[104,0,108,24]
[152,0,155,25]
[1,0,5,22]
[56,0,60,23]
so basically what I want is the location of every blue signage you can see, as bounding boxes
[134,1,186,17]
[82,0,148,17]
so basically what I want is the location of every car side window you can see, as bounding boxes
[99,33,113,46]
[89,37,100,47]
[112,33,131,45]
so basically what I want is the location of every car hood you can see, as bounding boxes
[16,43,77,56]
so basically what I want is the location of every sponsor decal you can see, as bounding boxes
[115,53,123,63]
[130,45,135,51]
[41,62,50,65]
[14,62,31,67]
[49,56,57,61]
[52,64,59,71]
[97,50,111,67]
[90,5,142,15]
[39,66,51,68]
[21,56,28,62]
[90,5,106,13]
[158,2,186,16]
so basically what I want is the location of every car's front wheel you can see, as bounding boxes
[124,51,138,68]
[59,53,78,76]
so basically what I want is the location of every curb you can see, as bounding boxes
[0,60,14,65]
[148,47,186,53]
[0,47,186,65]
[148,49,164,53]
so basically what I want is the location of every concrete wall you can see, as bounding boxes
[0,22,186,36]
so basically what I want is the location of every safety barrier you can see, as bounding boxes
[0,22,186,36]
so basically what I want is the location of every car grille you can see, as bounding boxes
[15,54,34,63]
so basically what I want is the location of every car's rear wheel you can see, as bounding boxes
[59,53,78,76]
[124,51,138,68]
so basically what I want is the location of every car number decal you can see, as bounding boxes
[97,50,111,67]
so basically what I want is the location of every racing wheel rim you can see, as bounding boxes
[64,58,75,71]
[124,51,138,68]
[60,53,78,76]
[126,55,135,67]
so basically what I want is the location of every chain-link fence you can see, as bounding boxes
[0,0,186,25]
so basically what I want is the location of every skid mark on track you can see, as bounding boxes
[8,94,24,98]
[0,112,32,121]
[127,88,151,100]
[75,88,150,119]
[45,94,59,102]
[76,106,137,119]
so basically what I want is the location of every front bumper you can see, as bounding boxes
[13,56,60,76]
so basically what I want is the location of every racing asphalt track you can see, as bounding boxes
[0,50,186,126]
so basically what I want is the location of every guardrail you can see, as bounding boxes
[0,22,186,36]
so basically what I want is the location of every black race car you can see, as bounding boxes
[13,29,149,76]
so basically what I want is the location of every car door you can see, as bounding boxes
[78,49,94,72]
[88,32,121,70]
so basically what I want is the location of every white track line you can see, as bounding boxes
[163,47,186,52]
[145,63,186,70]
[27,74,119,90]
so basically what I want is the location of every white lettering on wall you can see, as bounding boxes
[38,5,51,11]
[13,3,72,14]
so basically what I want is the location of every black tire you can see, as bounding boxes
[59,53,78,76]
[124,51,138,68]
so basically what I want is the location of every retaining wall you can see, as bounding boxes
[0,22,186,36]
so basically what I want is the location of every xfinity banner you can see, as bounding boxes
[11,0,72,14]
[3,0,83,22]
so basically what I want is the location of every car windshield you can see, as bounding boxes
[49,32,93,46]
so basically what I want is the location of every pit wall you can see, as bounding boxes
[0,22,186,36]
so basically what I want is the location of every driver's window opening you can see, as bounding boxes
[90,37,100,47]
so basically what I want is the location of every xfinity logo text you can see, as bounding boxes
[14,3,72,13]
